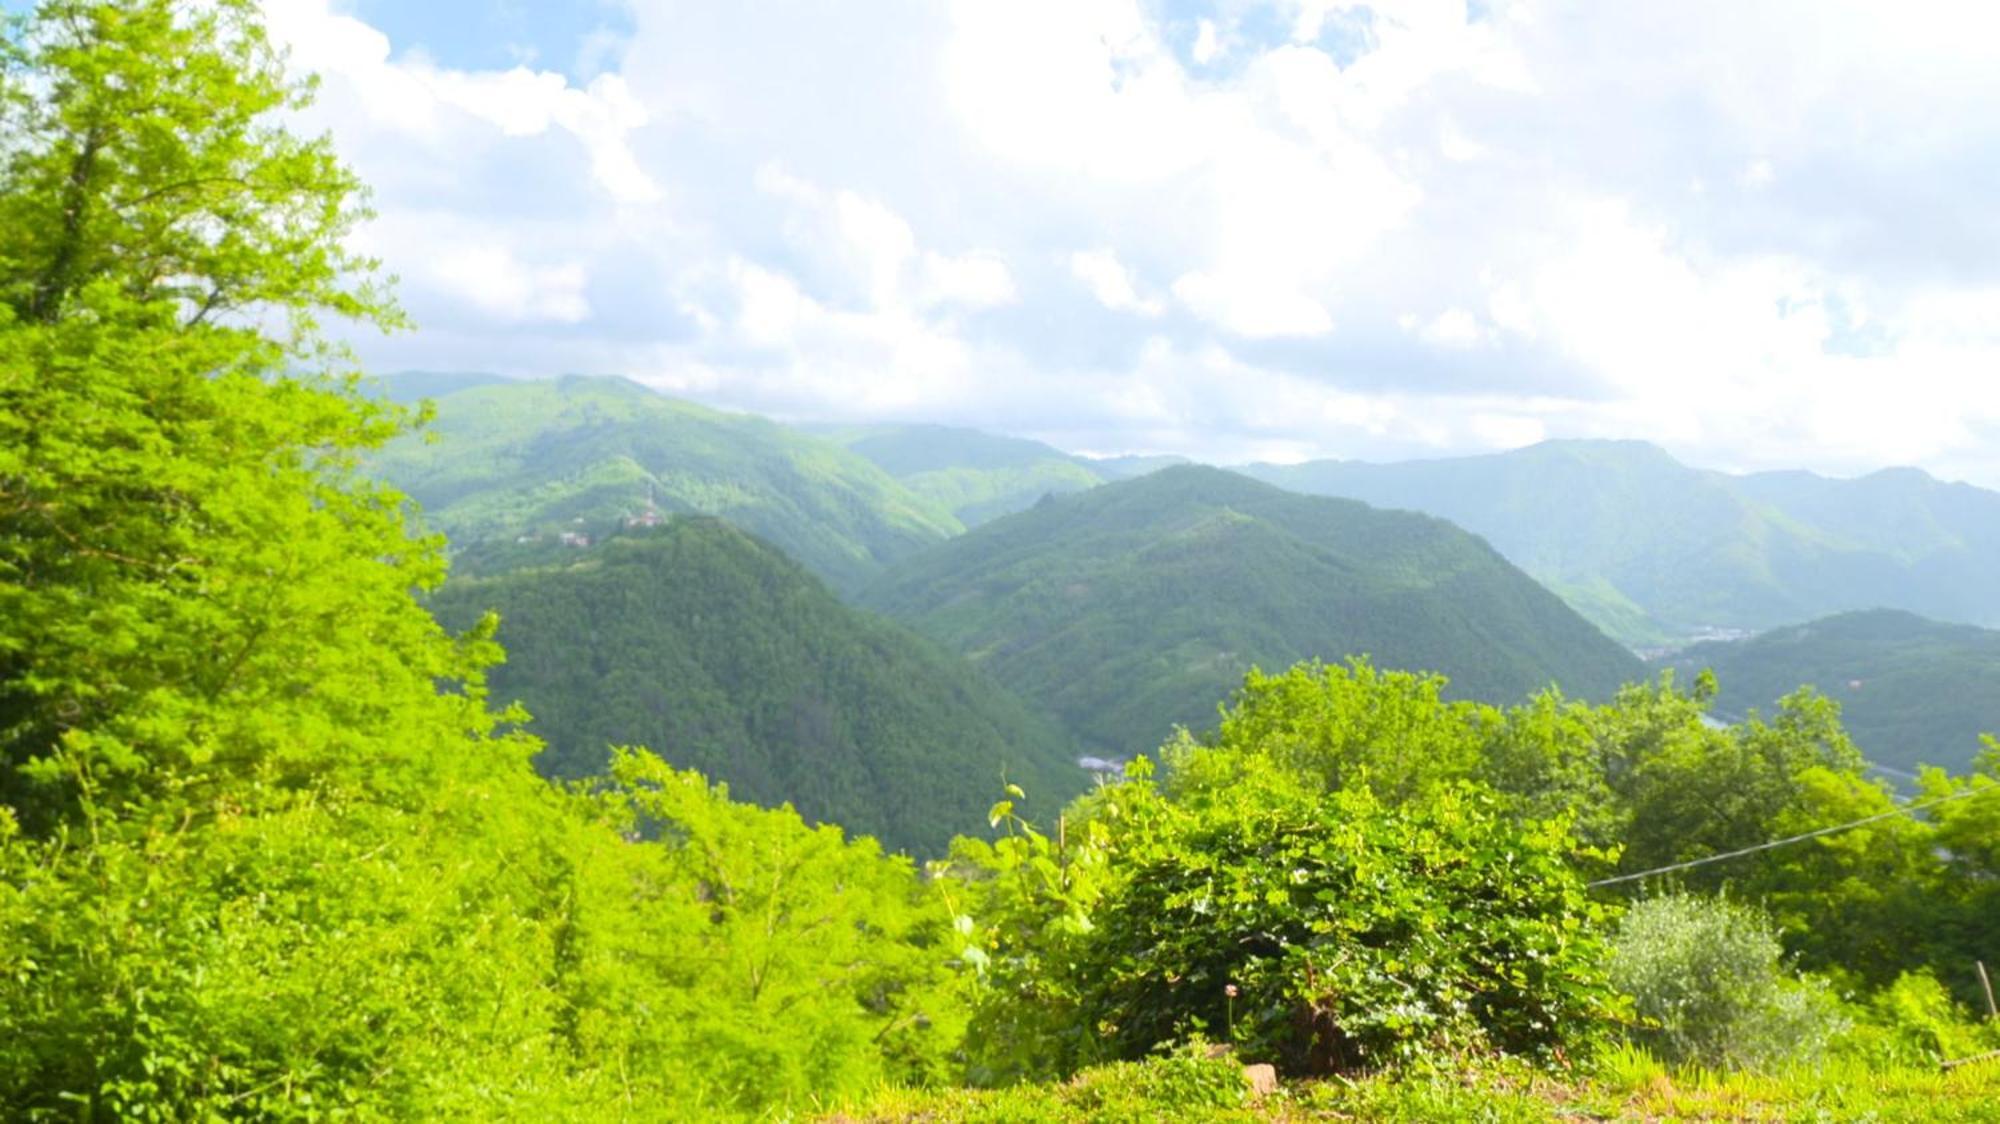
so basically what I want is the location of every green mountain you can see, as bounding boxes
[1658,609,2000,776]
[1242,441,2000,648]
[429,518,1083,853]
[860,465,1644,759]
[367,369,515,403]
[825,423,1193,528]
[828,424,1108,527]
[369,374,963,590]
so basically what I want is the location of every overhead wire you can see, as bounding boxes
[1587,782,1996,888]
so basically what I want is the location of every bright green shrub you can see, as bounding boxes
[1839,970,1998,1066]
[950,766,1625,1081]
[1609,893,1847,1070]
[1083,777,1623,1074]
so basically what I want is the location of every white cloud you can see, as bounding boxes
[754,164,1016,311]
[425,246,591,324]
[1070,249,1163,317]
[263,0,658,203]
[920,252,1018,308]
[1415,307,1487,349]
[279,0,2000,487]
[1193,19,1223,65]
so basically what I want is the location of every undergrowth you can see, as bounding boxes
[829,1046,2000,1122]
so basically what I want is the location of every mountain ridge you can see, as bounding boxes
[368,374,964,591]
[862,464,1644,759]
[429,517,1085,853]
[1242,439,2000,646]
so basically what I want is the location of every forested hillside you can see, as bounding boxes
[862,466,1643,758]
[370,374,962,589]
[430,519,1083,852]
[1244,440,2000,647]
[828,424,1110,526]
[1661,610,2000,775]
[5,5,1997,1121]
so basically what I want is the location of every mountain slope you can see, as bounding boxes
[830,424,1108,527]
[371,374,962,590]
[1243,441,2000,647]
[1658,610,2000,775]
[861,466,1643,759]
[430,519,1083,853]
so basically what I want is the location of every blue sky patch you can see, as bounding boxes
[345,0,632,81]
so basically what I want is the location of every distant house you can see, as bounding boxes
[624,484,666,529]
[559,531,592,548]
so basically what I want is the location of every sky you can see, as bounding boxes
[261,0,2000,485]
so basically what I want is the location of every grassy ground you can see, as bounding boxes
[825,1049,2000,1123]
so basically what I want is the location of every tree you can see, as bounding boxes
[0,0,502,836]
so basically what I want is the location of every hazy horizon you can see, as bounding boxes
[268,0,2000,487]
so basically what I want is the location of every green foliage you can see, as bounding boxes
[1608,894,1846,1070]
[1142,661,2000,1012]
[0,5,965,1118]
[831,423,1111,526]
[0,0,493,835]
[1076,779,1625,1074]
[862,465,1643,759]
[429,519,1085,854]
[558,749,963,1112]
[1841,970,2000,1066]
[840,1046,2000,1122]
[1165,661,1492,804]
[843,1052,1259,1123]
[1661,608,2000,775]
[1245,439,2000,647]
[368,373,963,591]
[0,781,585,1118]
[5,7,1997,1116]
[943,752,1624,1084]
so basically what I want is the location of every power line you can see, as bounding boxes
[1588,783,1997,889]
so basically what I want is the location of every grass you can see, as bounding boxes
[824,1047,2000,1122]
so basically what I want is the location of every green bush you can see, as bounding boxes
[1609,893,1847,1069]
[950,767,1626,1081]
[1838,970,1998,1066]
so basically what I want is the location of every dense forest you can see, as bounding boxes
[862,465,1644,758]
[2,3,1997,1121]
[430,518,1085,853]
[1245,439,2000,647]
[1661,609,2000,776]
[369,372,962,591]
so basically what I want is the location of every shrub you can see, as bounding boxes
[1609,893,1846,1069]
[1838,970,1998,1066]
[952,768,1626,1081]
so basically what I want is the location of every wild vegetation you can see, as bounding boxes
[2,3,1996,1121]
[1661,608,2000,775]
[430,518,1084,853]
[861,465,1643,758]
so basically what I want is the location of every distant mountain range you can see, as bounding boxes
[817,423,1187,527]
[375,372,1998,800]
[369,373,960,591]
[1242,440,2000,647]
[429,518,1084,853]
[1658,609,2000,776]
[861,465,1643,760]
